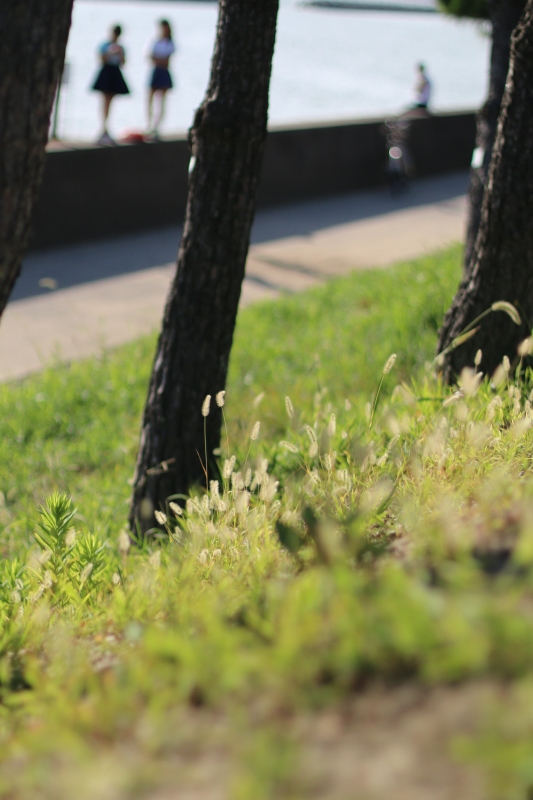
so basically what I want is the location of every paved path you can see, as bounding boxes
[0,171,467,382]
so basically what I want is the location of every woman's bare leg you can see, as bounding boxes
[153,89,168,133]
[102,93,113,133]
[147,89,155,132]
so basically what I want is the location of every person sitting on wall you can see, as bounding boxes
[412,62,431,110]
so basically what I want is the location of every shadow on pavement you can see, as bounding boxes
[15,170,468,302]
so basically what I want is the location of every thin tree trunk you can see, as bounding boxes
[0,0,73,317]
[437,0,533,381]
[463,0,525,268]
[129,0,279,534]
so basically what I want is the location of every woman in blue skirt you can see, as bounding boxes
[92,25,130,145]
[147,20,176,139]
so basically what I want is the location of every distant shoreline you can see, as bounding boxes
[80,0,437,8]
[301,1,437,12]
[76,0,218,3]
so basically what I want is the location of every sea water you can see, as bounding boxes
[56,0,490,141]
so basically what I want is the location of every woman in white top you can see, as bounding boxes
[147,20,176,138]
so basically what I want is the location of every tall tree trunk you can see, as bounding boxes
[463,0,525,268]
[437,0,533,381]
[0,0,73,317]
[129,0,279,534]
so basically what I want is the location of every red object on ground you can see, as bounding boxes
[119,131,147,144]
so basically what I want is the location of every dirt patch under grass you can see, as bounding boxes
[5,682,493,800]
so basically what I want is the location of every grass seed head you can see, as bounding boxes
[491,301,521,325]
[251,421,260,441]
[223,456,236,479]
[510,417,533,439]
[65,529,77,548]
[518,338,532,358]
[215,390,226,407]
[285,396,294,419]
[305,425,317,444]
[459,367,482,397]
[118,529,131,554]
[235,491,250,515]
[259,476,279,503]
[279,440,299,453]
[232,472,244,491]
[80,563,94,583]
[383,353,397,374]
[257,458,268,475]
[492,363,507,387]
[253,392,265,408]
[169,501,183,517]
[42,571,53,589]
[442,390,464,408]
[154,510,167,526]
[201,395,211,417]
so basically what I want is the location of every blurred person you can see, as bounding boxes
[146,19,176,139]
[412,62,431,110]
[91,24,130,145]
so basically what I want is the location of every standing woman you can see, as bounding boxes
[92,25,130,145]
[147,20,176,139]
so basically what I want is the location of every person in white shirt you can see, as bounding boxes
[147,20,176,138]
[413,63,431,110]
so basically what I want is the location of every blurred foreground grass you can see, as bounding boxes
[1,246,533,798]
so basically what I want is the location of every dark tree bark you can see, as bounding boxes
[0,0,73,317]
[129,0,279,534]
[463,0,525,267]
[437,0,533,381]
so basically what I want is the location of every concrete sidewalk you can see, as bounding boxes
[0,171,467,382]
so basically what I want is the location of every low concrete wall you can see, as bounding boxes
[33,139,191,250]
[31,110,475,250]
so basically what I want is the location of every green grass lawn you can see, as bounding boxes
[1,245,533,798]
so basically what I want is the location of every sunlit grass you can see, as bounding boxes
[2,244,533,797]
